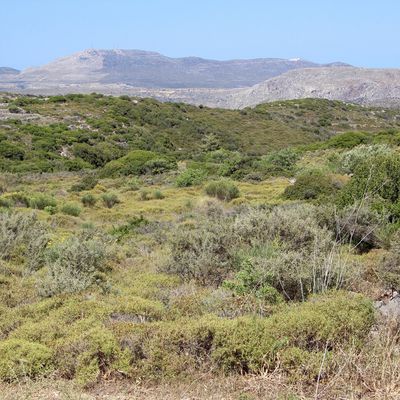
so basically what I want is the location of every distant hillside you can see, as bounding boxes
[0,94,399,173]
[2,50,400,108]
[0,67,19,75]
[0,49,348,89]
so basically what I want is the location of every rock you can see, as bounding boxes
[375,292,400,319]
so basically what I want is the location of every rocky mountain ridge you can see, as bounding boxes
[1,49,400,108]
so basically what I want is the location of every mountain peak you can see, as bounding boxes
[10,49,352,89]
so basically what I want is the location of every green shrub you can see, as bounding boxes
[0,211,48,271]
[223,258,284,305]
[0,197,12,208]
[119,292,373,378]
[284,170,336,200]
[28,194,57,210]
[153,190,165,200]
[0,142,25,160]
[102,150,175,177]
[211,291,374,374]
[339,153,400,209]
[336,144,394,174]
[44,205,58,215]
[139,189,151,201]
[257,148,299,176]
[81,194,97,207]
[3,192,30,207]
[101,193,120,208]
[324,131,370,149]
[61,203,82,217]
[164,211,236,285]
[126,177,140,191]
[204,179,240,201]
[110,215,148,240]
[176,168,207,187]
[144,158,177,174]
[40,232,112,296]
[8,106,21,114]
[70,175,99,192]
[0,339,53,381]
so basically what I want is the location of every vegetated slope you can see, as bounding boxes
[1,49,346,89]
[1,94,400,172]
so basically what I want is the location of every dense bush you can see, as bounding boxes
[0,339,53,381]
[102,150,176,177]
[61,203,82,217]
[70,175,99,192]
[0,211,48,271]
[176,168,207,187]
[81,193,97,207]
[165,203,350,297]
[284,170,337,200]
[339,153,400,212]
[0,142,25,160]
[204,179,240,201]
[101,193,120,208]
[40,232,112,296]
[380,232,400,287]
[28,194,57,210]
[117,292,373,378]
[335,144,394,174]
[165,212,236,285]
[257,148,299,176]
[143,158,177,174]
[324,131,370,149]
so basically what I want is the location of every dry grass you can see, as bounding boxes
[0,374,304,400]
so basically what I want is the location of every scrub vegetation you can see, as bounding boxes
[1,94,400,399]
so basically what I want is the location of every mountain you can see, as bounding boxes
[214,67,400,108]
[0,67,19,75]
[0,49,348,89]
[2,49,400,109]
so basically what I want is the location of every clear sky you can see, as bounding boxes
[1,0,400,70]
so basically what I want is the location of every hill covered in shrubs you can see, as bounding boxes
[1,94,400,398]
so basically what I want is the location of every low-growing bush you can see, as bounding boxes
[153,190,165,200]
[81,193,97,207]
[284,170,337,200]
[61,203,82,217]
[101,193,120,208]
[204,179,240,201]
[40,232,112,296]
[139,189,151,201]
[339,153,400,210]
[28,194,57,210]
[102,150,176,177]
[44,205,58,215]
[257,148,299,176]
[0,197,12,208]
[335,144,394,174]
[0,339,54,381]
[70,175,99,192]
[324,131,370,149]
[176,168,207,187]
[0,211,48,271]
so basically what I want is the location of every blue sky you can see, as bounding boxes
[1,0,400,69]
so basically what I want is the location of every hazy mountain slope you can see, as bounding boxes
[228,67,400,108]
[2,50,400,109]
[3,49,347,89]
[0,67,19,75]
